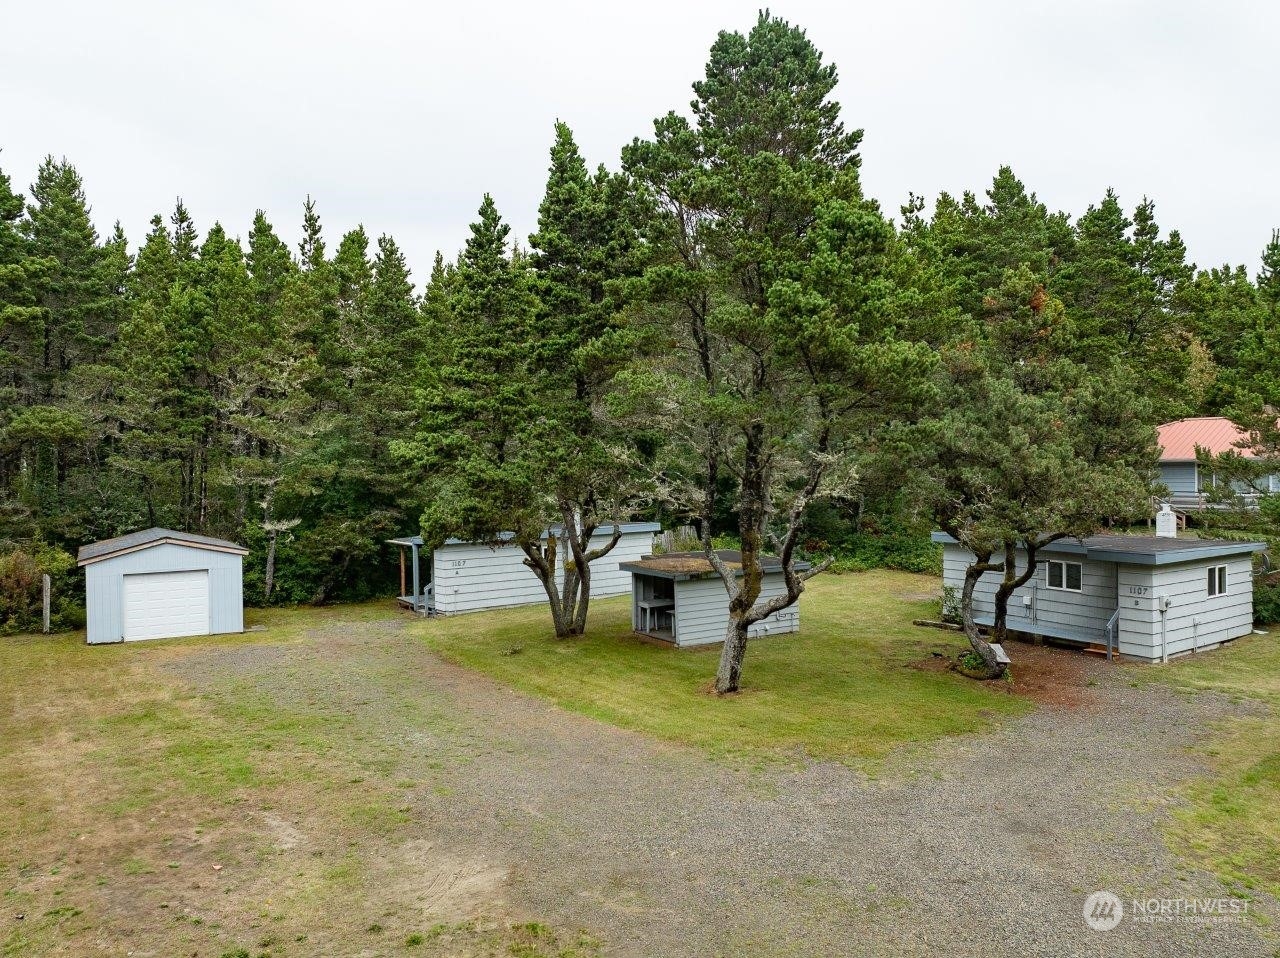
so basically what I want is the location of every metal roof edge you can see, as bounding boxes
[77,537,250,567]
[932,532,1265,566]
[1133,542,1268,565]
[440,523,662,547]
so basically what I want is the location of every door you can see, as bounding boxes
[122,569,210,641]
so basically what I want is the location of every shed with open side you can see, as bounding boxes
[78,528,248,644]
[619,550,807,648]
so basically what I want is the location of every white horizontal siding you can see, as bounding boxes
[432,529,655,615]
[670,573,799,648]
[941,544,1115,643]
[1117,557,1255,660]
[85,543,243,644]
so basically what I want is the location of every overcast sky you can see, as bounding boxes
[4,1,1277,290]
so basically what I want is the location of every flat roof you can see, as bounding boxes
[931,532,1266,566]
[620,550,812,581]
[78,527,249,566]
[388,522,662,549]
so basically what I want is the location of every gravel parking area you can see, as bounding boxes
[180,614,1273,957]
[9,608,1272,957]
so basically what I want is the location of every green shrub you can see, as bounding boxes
[0,542,80,634]
[941,585,961,623]
[1254,575,1280,625]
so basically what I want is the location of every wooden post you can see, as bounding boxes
[399,547,406,599]
[42,574,51,634]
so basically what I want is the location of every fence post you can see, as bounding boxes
[42,574,51,634]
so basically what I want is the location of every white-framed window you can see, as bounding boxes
[1207,564,1228,597]
[1046,559,1082,592]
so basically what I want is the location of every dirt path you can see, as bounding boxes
[6,611,1274,957]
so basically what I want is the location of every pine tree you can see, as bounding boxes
[246,210,295,332]
[0,162,48,537]
[396,195,610,629]
[623,12,930,691]
[23,157,120,395]
[14,158,121,529]
[1257,229,1280,316]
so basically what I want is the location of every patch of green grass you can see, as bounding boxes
[419,570,1029,767]
[346,799,411,835]
[1147,631,1280,900]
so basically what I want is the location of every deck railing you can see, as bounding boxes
[1166,491,1263,511]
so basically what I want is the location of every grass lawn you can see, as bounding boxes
[1143,628,1280,903]
[0,604,599,957]
[418,569,1031,768]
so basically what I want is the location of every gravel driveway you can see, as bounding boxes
[168,614,1275,957]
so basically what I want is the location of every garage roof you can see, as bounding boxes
[78,527,249,566]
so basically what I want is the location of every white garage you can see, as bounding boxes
[78,528,248,644]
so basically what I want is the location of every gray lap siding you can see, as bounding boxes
[432,530,654,615]
[670,574,799,648]
[941,545,1116,644]
[1118,557,1254,659]
[1159,462,1199,495]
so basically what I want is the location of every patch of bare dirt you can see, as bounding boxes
[1001,640,1111,708]
[909,638,1125,709]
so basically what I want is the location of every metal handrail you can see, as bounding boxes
[1104,608,1120,661]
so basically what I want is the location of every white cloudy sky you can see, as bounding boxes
[4,0,1276,289]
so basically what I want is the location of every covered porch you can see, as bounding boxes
[386,535,433,614]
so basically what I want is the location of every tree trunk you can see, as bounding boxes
[991,542,1018,648]
[713,426,767,694]
[264,529,278,603]
[714,618,751,693]
[521,508,624,639]
[960,551,1006,679]
[991,539,1047,647]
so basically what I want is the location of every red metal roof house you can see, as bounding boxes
[1157,417,1273,508]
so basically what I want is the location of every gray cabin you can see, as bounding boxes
[619,550,806,648]
[933,533,1266,662]
[78,528,247,644]
[388,523,661,615]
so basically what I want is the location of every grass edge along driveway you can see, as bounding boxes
[418,569,1029,769]
[1141,628,1280,906]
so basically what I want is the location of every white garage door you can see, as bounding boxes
[122,570,210,641]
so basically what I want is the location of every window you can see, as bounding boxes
[1047,560,1082,592]
[1207,564,1227,597]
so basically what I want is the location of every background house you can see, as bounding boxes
[1157,416,1276,509]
